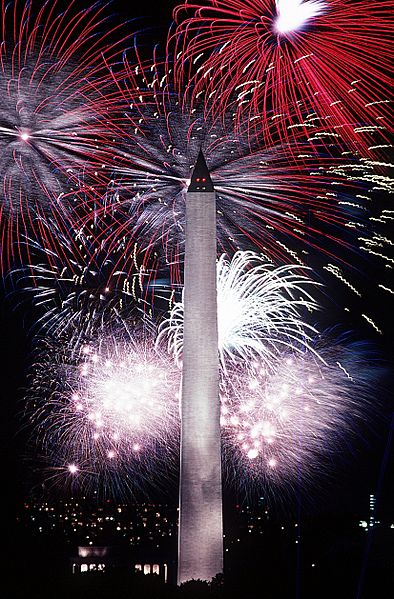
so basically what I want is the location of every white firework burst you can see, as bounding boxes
[159,251,321,371]
[220,342,378,493]
[274,0,327,34]
[28,325,181,497]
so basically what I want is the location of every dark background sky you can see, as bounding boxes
[1,0,393,532]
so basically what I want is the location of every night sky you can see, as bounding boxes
[1,0,393,594]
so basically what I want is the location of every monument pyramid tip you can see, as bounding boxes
[188,150,214,192]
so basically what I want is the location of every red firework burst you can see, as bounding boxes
[0,0,129,270]
[170,0,393,155]
[78,46,384,317]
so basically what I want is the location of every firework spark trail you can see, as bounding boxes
[220,342,379,493]
[170,0,393,155]
[159,251,321,371]
[0,0,130,269]
[10,214,144,342]
[86,47,387,313]
[28,326,181,496]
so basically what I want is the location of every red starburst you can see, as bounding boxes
[170,0,392,155]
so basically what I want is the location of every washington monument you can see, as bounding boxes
[177,151,223,584]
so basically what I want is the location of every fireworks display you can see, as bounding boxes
[88,48,390,310]
[28,320,381,497]
[160,251,321,370]
[171,0,392,154]
[0,0,128,268]
[11,218,142,342]
[28,327,181,496]
[2,0,389,504]
[220,342,378,493]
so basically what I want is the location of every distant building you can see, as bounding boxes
[369,494,376,528]
[359,493,381,531]
[134,561,168,583]
[70,545,171,583]
[71,546,116,573]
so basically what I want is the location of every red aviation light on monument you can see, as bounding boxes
[187,150,214,192]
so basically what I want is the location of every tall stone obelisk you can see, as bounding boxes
[177,151,223,584]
